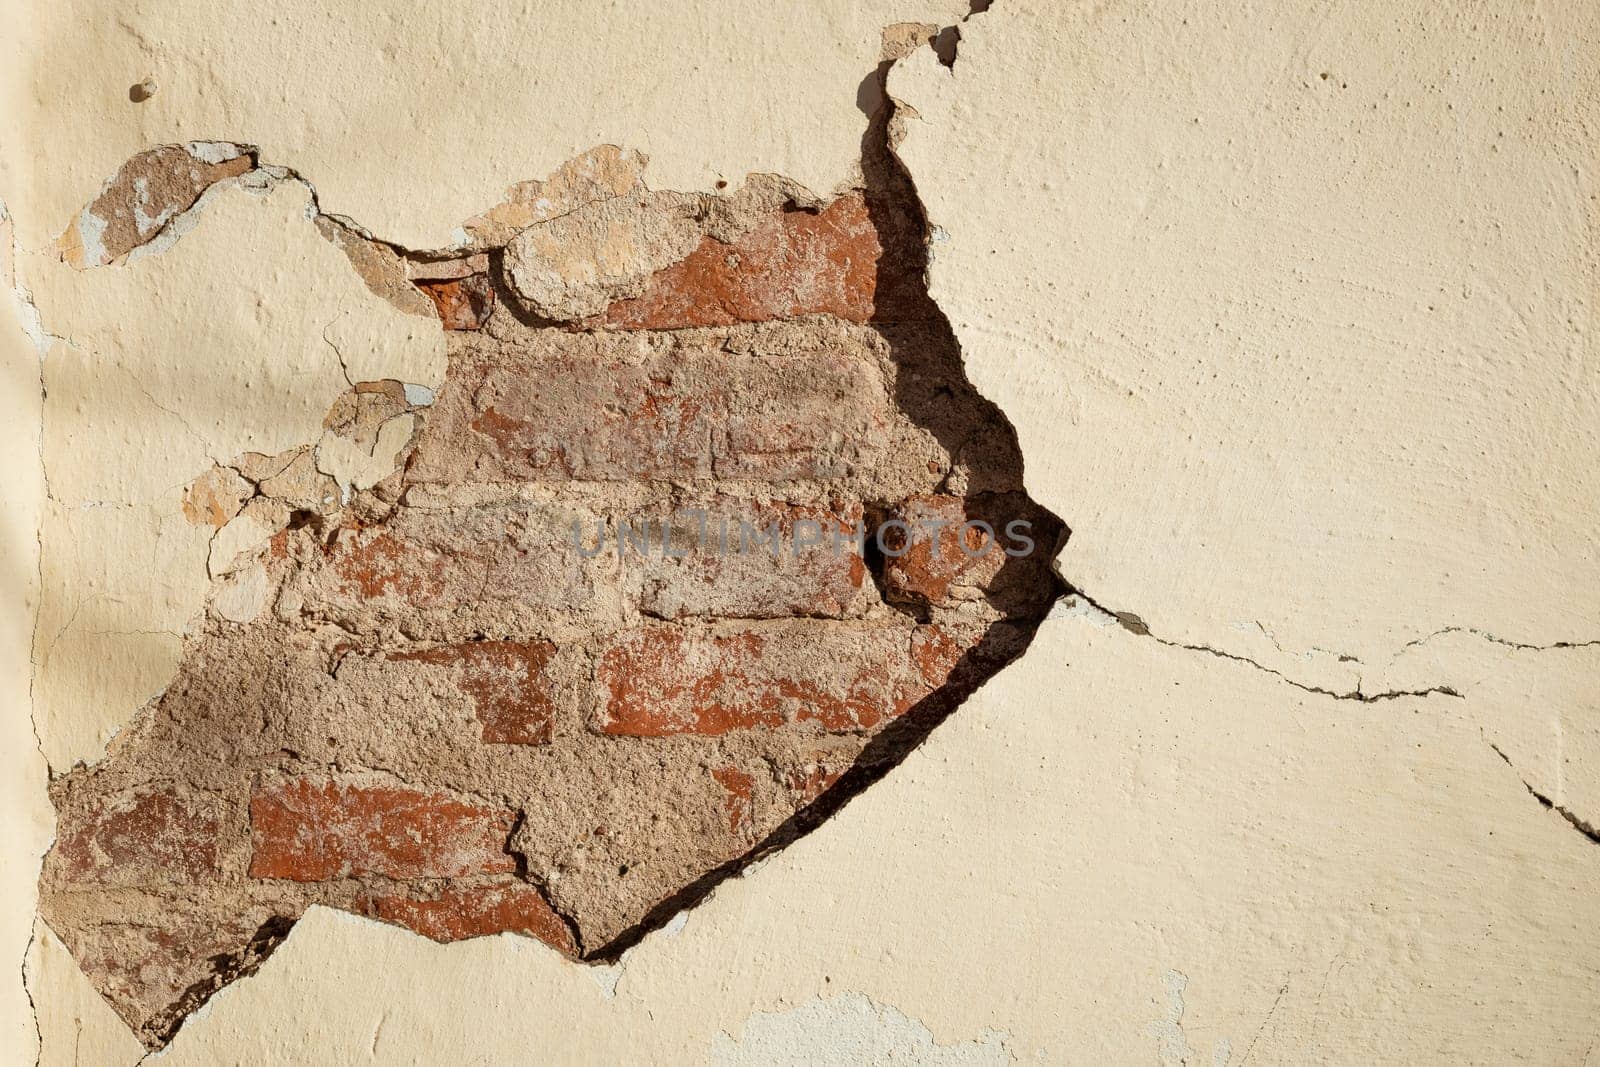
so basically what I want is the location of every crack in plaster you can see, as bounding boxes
[1488,741,1600,846]
[1058,594,1465,704]
[17,2,1599,1054]
[25,16,1076,1045]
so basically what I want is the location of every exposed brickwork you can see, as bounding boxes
[40,101,1063,1047]
[248,776,517,881]
[294,503,615,636]
[405,324,901,487]
[595,626,918,736]
[388,640,559,744]
[373,880,575,952]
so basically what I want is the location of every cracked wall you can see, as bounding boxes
[32,104,1065,1046]
[5,0,1600,1063]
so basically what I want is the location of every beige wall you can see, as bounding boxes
[6,0,1599,1062]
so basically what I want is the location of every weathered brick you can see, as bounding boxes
[326,528,452,605]
[249,776,516,881]
[710,766,756,834]
[453,348,720,482]
[594,625,915,737]
[626,497,868,619]
[405,328,889,486]
[387,640,558,744]
[53,787,219,886]
[55,903,284,1048]
[416,274,495,330]
[900,624,980,714]
[599,194,893,329]
[882,495,1008,606]
[373,880,575,953]
[301,503,614,629]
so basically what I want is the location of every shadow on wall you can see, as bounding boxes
[32,18,1067,1051]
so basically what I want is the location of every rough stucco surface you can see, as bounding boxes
[890,1,1600,697]
[5,0,1600,1064]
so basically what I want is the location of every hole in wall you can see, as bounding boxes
[38,22,1064,1049]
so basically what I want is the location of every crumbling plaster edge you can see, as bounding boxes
[13,5,1600,1053]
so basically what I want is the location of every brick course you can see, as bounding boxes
[248,776,517,881]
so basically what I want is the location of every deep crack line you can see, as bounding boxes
[1487,740,1600,846]
[1059,591,1464,704]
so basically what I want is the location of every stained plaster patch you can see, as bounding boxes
[711,993,1011,1066]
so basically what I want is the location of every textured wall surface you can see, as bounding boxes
[4,0,1598,1063]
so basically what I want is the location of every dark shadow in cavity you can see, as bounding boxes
[589,49,1069,963]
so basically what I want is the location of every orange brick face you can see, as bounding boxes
[594,626,922,737]
[882,495,1008,606]
[373,881,575,953]
[416,274,495,330]
[248,776,517,881]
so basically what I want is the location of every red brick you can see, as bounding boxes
[306,506,607,625]
[249,776,516,881]
[599,194,892,329]
[458,353,721,483]
[416,274,495,330]
[388,640,558,744]
[53,788,218,886]
[594,625,914,737]
[373,880,575,953]
[882,496,1008,606]
[710,766,756,834]
[628,497,867,619]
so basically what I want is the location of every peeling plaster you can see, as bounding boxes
[2,0,977,252]
[26,178,446,770]
[30,96,1067,1041]
[6,0,1600,1061]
